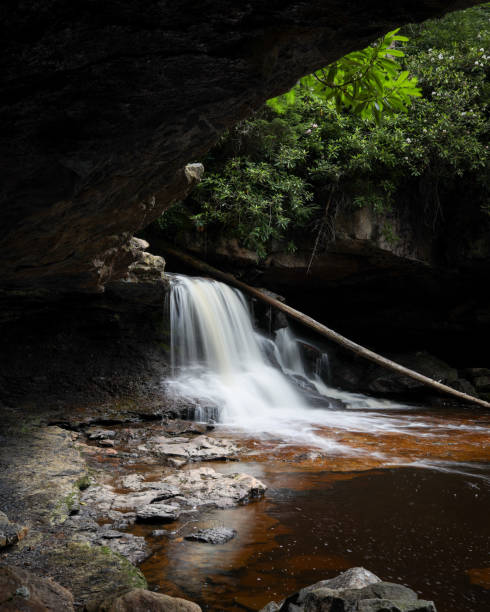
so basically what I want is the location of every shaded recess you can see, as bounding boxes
[0,0,479,294]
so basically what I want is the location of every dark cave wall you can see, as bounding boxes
[0,0,480,294]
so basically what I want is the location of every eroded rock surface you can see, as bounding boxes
[149,435,239,466]
[82,466,266,523]
[185,527,237,545]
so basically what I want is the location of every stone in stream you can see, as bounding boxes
[150,434,239,464]
[184,527,237,544]
[86,428,116,440]
[260,568,437,612]
[161,467,266,509]
[136,503,180,523]
[82,467,266,523]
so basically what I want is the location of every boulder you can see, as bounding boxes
[260,569,437,612]
[297,567,381,603]
[97,588,201,611]
[184,527,237,544]
[0,566,75,611]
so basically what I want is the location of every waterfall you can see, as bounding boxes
[167,275,417,449]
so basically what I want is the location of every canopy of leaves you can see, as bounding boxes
[267,28,421,123]
[157,5,489,259]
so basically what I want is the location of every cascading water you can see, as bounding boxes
[166,274,447,451]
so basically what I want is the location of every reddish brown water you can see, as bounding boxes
[85,406,490,612]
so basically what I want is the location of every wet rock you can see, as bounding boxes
[163,420,210,437]
[0,565,75,611]
[297,567,381,603]
[136,503,180,523]
[261,569,436,612]
[0,511,28,548]
[96,588,201,611]
[161,467,266,509]
[87,429,117,440]
[303,582,435,612]
[83,467,265,524]
[150,435,239,464]
[95,529,149,565]
[185,527,237,544]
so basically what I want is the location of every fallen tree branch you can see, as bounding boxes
[162,243,490,409]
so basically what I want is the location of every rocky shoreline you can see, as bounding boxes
[0,401,443,612]
[0,403,267,610]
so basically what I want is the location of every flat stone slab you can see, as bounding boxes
[260,568,437,612]
[82,467,266,522]
[150,435,239,464]
[135,503,180,523]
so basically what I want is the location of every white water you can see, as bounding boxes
[166,274,453,452]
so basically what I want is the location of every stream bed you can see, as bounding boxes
[83,404,490,612]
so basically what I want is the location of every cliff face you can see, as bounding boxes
[0,0,477,294]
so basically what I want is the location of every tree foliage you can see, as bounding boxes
[267,29,421,123]
[157,5,489,258]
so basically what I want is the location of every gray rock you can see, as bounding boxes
[303,583,432,612]
[136,503,180,523]
[95,530,149,564]
[160,467,267,509]
[87,428,116,440]
[83,467,265,527]
[150,435,239,464]
[298,567,381,603]
[185,527,237,544]
[263,571,436,612]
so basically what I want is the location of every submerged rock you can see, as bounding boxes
[260,568,437,612]
[0,566,75,611]
[185,527,237,544]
